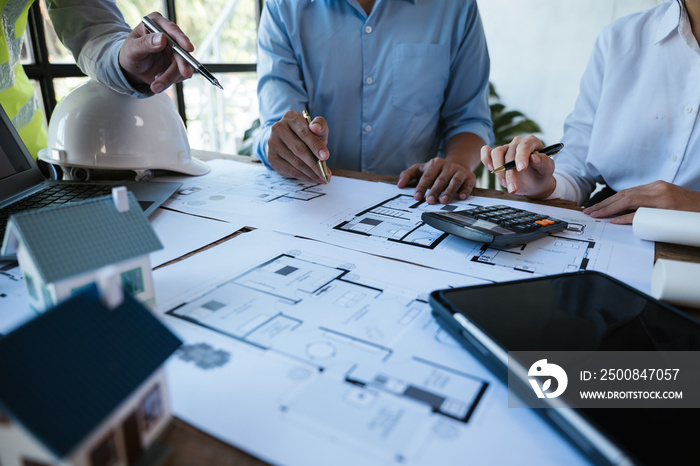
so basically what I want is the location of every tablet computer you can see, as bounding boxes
[429,270,700,466]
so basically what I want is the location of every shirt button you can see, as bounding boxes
[365,26,372,34]
[365,77,373,85]
[365,124,372,132]
[685,105,693,114]
[671,154,678,162]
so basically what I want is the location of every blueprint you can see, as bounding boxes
[149,208,243,267]
[161,159,397,229]
[154,229,589,466]
[159,159,653,292]
[0,261,35,335]
[279,193,654,293]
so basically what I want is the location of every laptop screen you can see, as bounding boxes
[0,105,49,203]
[0,116,32,181]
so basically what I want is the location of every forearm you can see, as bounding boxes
[444,132,484,172]
[46,0,145,96]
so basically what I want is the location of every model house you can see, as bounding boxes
[1,187,163,311]
[0,278,182,466]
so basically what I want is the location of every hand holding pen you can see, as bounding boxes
[491,143,563,173]
[142,15,223,90]
[265,110,331,184]
[119,12,198,94]
[480,135,562,197]
[303,110,329,183]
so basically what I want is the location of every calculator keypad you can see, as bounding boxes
[461,205,564,233]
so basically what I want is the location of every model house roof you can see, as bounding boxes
[0,285,181,457]
[1,191,162,283]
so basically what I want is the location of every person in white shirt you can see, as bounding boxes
[480,0,700,224]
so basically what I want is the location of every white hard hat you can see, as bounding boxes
[39,79,209,181]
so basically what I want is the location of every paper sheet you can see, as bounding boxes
[158,159,654,292]
[153,229,589,466]
[0,261,34,335]
[161,159,399,229]
[149,208,244,267]
[277,191,655,293]
[651,259,700,308]
[633,207,700,247]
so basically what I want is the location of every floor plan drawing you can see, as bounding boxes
[470,232,596,274]
[174,170,325,206]
[160,159,399,229]
[0,261,35,335]
[282,191,654,290]
[333,194,457,249]
[154,229,589,466]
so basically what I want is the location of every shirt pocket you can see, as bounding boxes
[391,43,450,113]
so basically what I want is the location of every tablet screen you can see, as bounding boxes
[439,271,700,352]
[434,271,700,465]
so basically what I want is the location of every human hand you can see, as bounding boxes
[266,110,331,183]
[583,181,700,224]
[119,12,194,94]
[480,135,556,198]
[397,157,476,205]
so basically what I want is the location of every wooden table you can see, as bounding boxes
[159,162,700,465]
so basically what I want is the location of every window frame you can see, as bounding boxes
[23,0,263,126]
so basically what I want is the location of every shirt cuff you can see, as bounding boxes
[546,173,587,205]
[103,39,154,98]
[253,126,272,168]
[445,121,494,148]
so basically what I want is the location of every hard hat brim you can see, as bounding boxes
[172,155,210,176]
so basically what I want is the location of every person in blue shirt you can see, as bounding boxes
[254,0,493,205]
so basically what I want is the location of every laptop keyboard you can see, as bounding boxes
[0,183,113,240]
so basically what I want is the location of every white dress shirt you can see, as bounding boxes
[550,0,700,205]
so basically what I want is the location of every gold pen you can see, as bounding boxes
[302,109,329,183]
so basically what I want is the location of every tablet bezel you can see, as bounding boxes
[429,270,700,465]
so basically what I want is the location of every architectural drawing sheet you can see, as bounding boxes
[278,193,655,293]
[154,229,589,466]
[0,261,33,335]
[149,208,243,267]
[160,159,653,292]
[161,159,398,229]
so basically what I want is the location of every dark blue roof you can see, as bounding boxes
[0,285,181,457]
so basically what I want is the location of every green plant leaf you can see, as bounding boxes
[485,83,542,189]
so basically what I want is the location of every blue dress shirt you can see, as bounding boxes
[254,0,493,176]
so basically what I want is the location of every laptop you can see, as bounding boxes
[0,104,181,259]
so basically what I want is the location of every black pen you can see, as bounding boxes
[142,16,223,90]
[302,109,329,183]
[491,143,564,173]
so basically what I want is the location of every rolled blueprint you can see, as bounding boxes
[633,207,700,247]
[651,259,700,309]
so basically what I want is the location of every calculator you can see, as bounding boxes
[421,205,568,246]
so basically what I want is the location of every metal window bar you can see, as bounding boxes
[22,0,264,128]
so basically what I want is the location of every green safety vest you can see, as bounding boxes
[1,0,47,159]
